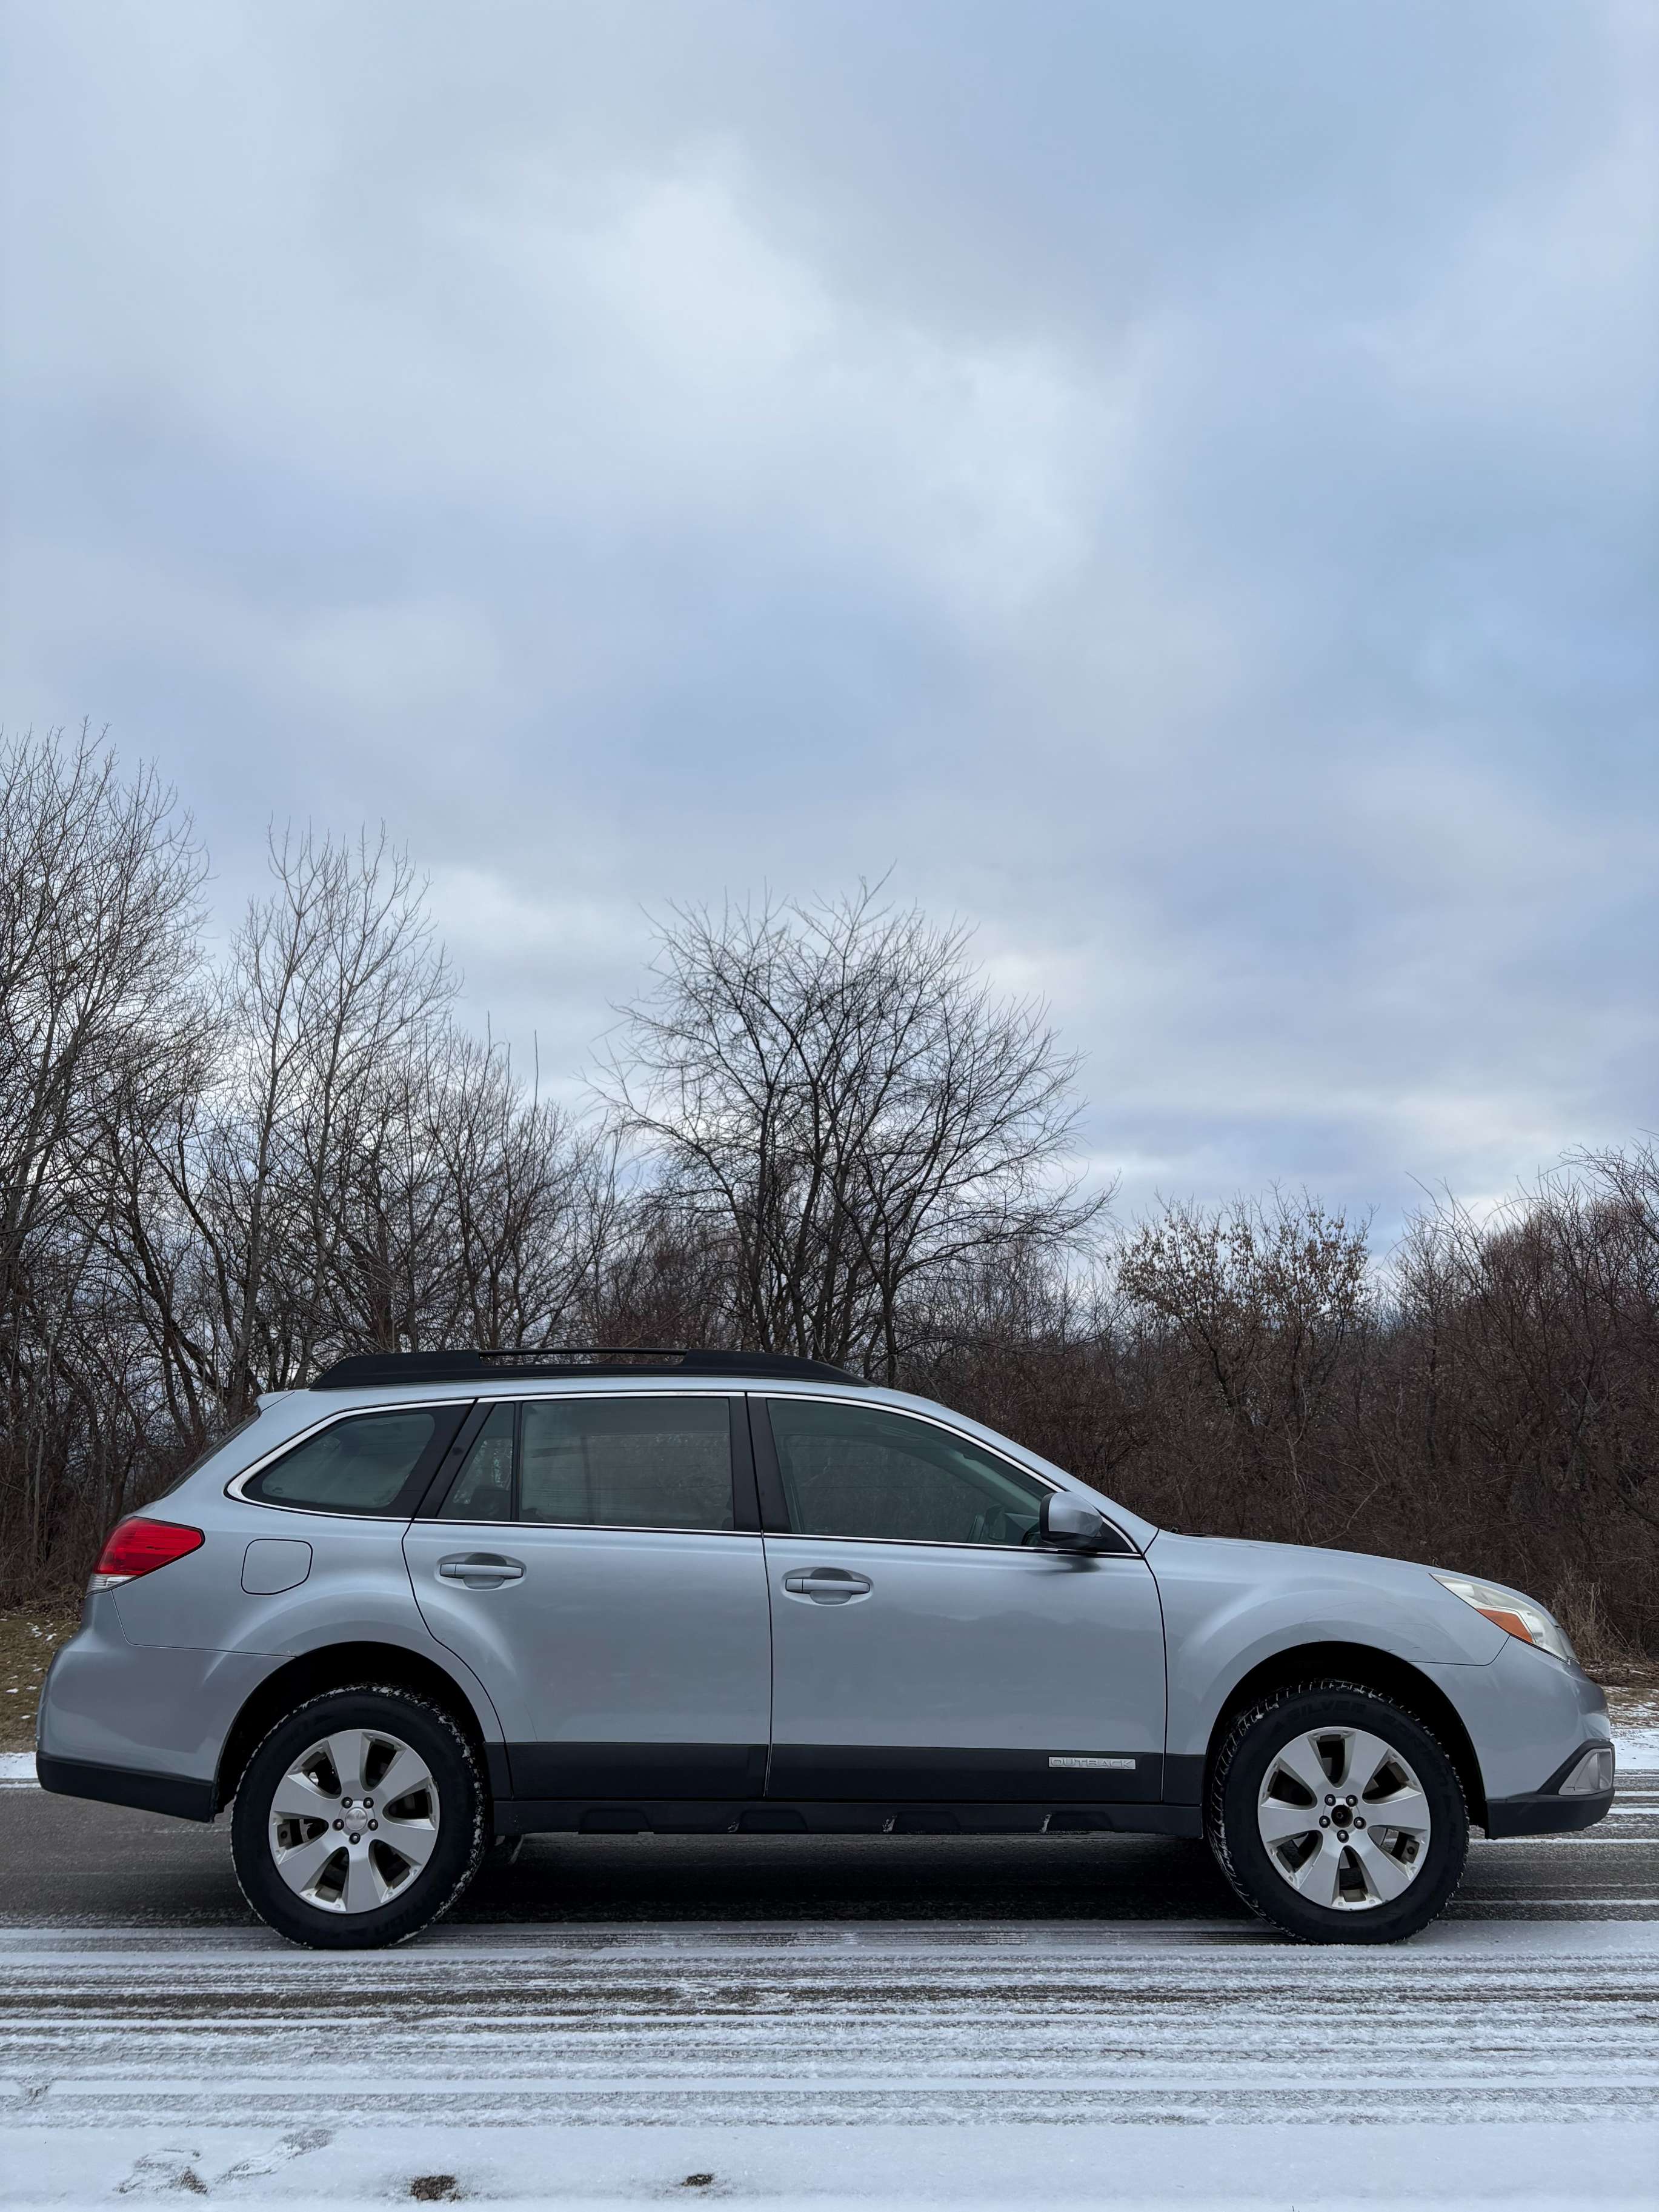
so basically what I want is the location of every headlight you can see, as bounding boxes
[1432,1571,1577,1665]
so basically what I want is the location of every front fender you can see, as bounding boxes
[1149,1532,1506,1761]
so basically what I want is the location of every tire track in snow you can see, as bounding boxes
[4,1920,1657,2131]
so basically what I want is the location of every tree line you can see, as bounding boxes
[2,728,1655,1654]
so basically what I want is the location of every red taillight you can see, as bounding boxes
[90,1517,204,1590]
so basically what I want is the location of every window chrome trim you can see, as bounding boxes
[428,1516,760,1539]
[759,1528,1139,1560]
[756,1390,1142,1558]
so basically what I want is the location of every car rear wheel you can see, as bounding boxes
[231,1686,486,1948]
[1208,1682,1468,1944]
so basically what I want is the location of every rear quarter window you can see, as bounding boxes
[242,1409,443,1515]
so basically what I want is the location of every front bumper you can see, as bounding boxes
[1484,1784,1615,1838]
[1424,1639,1614,1828]
[1482,1738,1617,1837]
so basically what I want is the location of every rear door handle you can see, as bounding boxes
[437,1553,525,1588]
[782,1567,873,1604]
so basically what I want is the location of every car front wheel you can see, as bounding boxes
[1208,1682,1469,1944]
[231,1685,486,1948]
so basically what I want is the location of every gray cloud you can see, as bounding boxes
[4,0,1655,1231]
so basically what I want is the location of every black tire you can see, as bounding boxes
[1207,1681,1468,1944]
[231,1685,487,1950]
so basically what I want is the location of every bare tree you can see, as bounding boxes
[1117,1193,1375,1541]
[602,888,1105,1378]
[99,828,457,1427]
[0,728,203,1319]
[1391,1165,1659,1622]
[0,727,204,1578]
[325,1026,621,1356]
[90,827,628,1450]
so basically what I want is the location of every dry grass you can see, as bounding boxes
[0,1610,79,1754]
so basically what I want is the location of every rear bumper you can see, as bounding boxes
[36,1598,280,1796]
[35,1753,216,1824]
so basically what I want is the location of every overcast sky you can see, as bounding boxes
[4,1,1655,1233]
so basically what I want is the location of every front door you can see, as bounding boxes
[404,1392,771,1800]
[757,1396,1166,1803]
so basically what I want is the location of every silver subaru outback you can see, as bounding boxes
[36,1349,1614,1949]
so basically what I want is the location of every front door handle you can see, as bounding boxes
[782,1567,873,1604]
[437,1553,525,1588]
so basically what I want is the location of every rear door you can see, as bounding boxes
[403,1392,771,1801]
[757,1395,1166,1804]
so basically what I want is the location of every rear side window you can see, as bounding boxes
[244,1410,442,1515]
[437,1403,515,1521]
[436,1396,736,1531]
[522,1397,734,1530]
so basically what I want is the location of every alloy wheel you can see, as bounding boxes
[1255,1726,1432,1911]
[267,1727,440,1914]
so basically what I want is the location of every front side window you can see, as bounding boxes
[244,1409,442,1514]
[766,1397,1048,1547]
[437,1396,736,1531]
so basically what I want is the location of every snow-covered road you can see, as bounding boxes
[6,1914,1659,2127]
[6,1905,1659,2204]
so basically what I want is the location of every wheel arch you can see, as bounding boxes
[215,1642,504,1813]
[1202,1641,1487,1825]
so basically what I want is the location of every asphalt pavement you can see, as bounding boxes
[2,1771,1657,1926]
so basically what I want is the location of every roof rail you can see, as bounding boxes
[308,1347,861,1391]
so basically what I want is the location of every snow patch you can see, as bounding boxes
[5,2120,1658,2207]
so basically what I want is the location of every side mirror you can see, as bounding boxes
[1040,1493,1109,1551]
